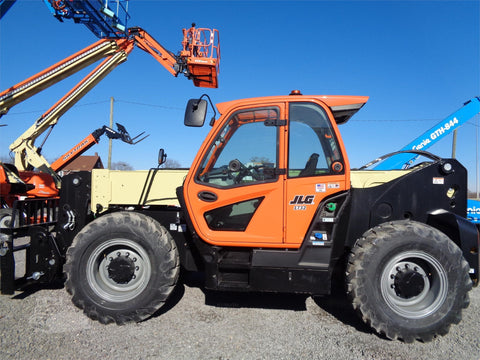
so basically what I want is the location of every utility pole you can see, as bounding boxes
[477,117,479,199]
[451,129,457,158]
[108,97,114,169]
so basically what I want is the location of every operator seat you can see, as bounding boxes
[299,153,319,177]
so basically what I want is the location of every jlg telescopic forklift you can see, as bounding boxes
[0,91,478,343]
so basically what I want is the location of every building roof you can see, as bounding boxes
[62,152,104,172]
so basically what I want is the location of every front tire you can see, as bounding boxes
[64,211,180,324]
[347,220,472,342]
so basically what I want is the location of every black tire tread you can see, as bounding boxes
[346,220,472,342]
[64,211,180,325]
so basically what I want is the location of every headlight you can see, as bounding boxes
[441,162,454,174]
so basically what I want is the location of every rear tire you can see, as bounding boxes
[347,220,472,342]
[64,211,180,324]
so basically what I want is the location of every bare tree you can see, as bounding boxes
[161,159,182,168]
[0,155,14,163]
[250,156,272,164]
[111,161,134,171]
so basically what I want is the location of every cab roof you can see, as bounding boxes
[216,93,369,124]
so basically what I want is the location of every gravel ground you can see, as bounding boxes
[0,270,478,360]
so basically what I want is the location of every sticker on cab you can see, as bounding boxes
[315,184,326,192]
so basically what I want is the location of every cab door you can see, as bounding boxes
[184,104,287,248]
[284,101,350,246]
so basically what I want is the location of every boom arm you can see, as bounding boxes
[130,26,220,88]
[6,38,134,185]
[43,0,130,39]
[0,0,15,20]
[0,38,121,117]
[373,97,480,170]
[51,123,148,172]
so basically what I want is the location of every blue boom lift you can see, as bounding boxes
[371,97,480,223]
[1,0,129,38]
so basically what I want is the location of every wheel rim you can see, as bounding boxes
[380,250,448,319]
[0,214,12,228]
[86,238,152,303]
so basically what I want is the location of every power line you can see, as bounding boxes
[3,99,183,117]
[352,118,440,122]
[3,100,111,116]
[115,99,183,111]
[4,99,480,127]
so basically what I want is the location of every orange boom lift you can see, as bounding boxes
[0,23,220,205]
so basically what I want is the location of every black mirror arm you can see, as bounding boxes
[196,94,217,126]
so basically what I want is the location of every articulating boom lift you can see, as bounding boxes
[0,24,220,187]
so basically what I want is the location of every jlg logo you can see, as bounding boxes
[290,195,315,211]
[289,195,315,205]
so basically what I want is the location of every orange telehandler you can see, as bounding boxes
[0,90,478,343]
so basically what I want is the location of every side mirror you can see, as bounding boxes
[158,148,167,166]
[184,99,207,127]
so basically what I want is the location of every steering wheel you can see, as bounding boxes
[228,159,263,183]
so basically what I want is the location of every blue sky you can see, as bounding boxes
[1,0,479,191]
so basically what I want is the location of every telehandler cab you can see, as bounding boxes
[0,91,478,343]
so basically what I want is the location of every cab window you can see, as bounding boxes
[197,107,279,187]
[288,102,343,177]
